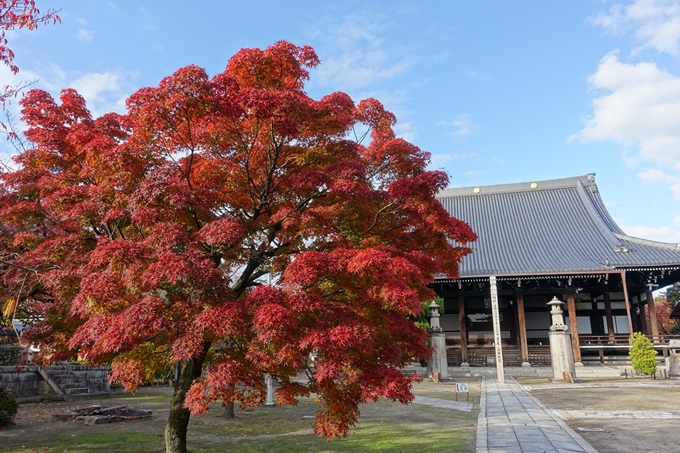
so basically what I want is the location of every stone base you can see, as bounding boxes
[549,331,576,380]
[521,362,531,367]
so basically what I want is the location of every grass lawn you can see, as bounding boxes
[2,381,479,452]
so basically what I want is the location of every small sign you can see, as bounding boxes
[456,383,468,393]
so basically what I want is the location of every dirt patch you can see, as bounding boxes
[529,381,680,453]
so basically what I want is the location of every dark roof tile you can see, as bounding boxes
[436,174,680,277]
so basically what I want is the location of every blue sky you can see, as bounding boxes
[3,0,680,242]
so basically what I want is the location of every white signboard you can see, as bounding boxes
[490,276,505,383]
[456,383,469,393]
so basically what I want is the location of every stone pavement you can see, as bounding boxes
[477,376,598,453]
[554,409,680,420]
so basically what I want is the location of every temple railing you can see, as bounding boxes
[579,334,680,348]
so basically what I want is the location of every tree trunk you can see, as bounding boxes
[224,401,235,419]
[224,383,236,419]
[165,345,209,453]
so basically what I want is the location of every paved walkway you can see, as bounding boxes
[477,376,598,453]
[554,409,680,420]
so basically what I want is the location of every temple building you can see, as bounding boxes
[432,174,680,366]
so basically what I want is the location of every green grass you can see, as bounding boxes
[16,419,471,453]
[6,390,477,453]
[220,420,472,453]
[9,432,164,453]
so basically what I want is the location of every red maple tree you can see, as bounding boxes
[0,41,475,453]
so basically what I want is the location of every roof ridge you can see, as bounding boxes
[437,173,596,198]
[615,233,680,251]
[574,179,621,247]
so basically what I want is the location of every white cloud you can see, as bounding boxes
[638,168,673,182]
[572,54,680,195]
[438,114,476,138]
[637,168,680,196]
[76,29,94,42]
[466,69,490,81]
[0,62,132,121]
[71,72,120,103]
[70,72,129,116]
[393,121,418,142]
[429,152,478,169]
[312,12,415,92]
[622,224,680,242]
[593,0,680,55]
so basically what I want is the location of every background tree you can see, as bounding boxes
[647,295,678,335]
[664,282,680,307]
[0,41,476,453]
[0,1,60,104]
[657,284,680,335]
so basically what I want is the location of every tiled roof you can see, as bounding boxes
[436,174,680,277]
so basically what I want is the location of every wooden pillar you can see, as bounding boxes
[646,290,659,342]
[517,292,529,364]
[621,271,634,335]
[567,294,582,363]
[509,300,518,347]
[603,292,616,343]
[638,296,649,335]
[458,293,468,363]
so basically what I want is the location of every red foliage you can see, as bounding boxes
[0,1,60,74]
[0,41,476,442]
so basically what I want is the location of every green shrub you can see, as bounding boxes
[0,346,23,366]
[629,332,658,376]
[0,384,18,426]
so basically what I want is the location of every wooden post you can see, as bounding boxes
[603,292,616,343]
[458,293,468,363]
[567,294,582,364]
[621,271,634,335]
[646,290,659,343]
[639,296,649,335]
[517,292,529,364]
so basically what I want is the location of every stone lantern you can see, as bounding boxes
[547,297,576,381]
[428,300,448,380]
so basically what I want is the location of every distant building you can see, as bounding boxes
[432,174,680,365]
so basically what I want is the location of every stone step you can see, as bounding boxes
[47,375,79,382]
[65,387,90,395]
[61,382,89,389]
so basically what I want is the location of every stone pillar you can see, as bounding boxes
[265,374,275,406]
[428,300,447,380]
[547,297,576,381]
[489,276,505,384]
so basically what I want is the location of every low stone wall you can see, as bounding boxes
[70,365,111,393]
[1,365,111,398]
[0,365,39,398]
